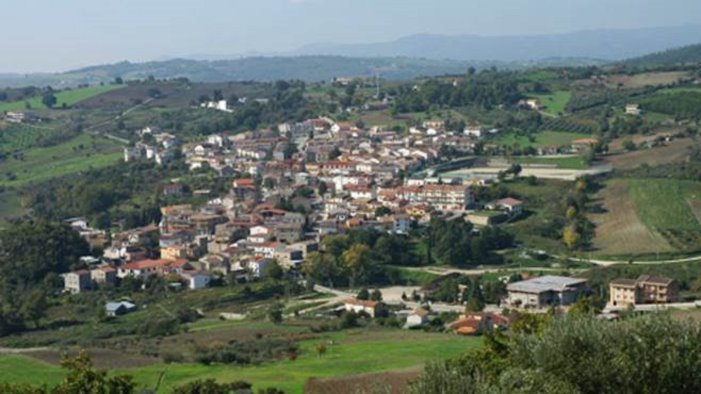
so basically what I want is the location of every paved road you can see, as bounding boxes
[0,347,49,354]
[84,97,157,145]
[604,302,700,313]
[401,265,584,277]
[564,255,701,267]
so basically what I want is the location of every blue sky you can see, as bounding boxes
[1,0,700,72]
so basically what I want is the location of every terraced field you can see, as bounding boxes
[0,133,122,187]
[590,178,701,256]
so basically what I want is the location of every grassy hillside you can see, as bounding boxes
[0,133,122,188]
[0,85,124,112]
[530,91,572,116]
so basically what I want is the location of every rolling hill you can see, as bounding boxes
[297,25,701,62]
[623,43,701,67]
[0,56,607,88]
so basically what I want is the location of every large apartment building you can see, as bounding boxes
[387,184,472,211]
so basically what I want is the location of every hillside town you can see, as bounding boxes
[52,112,688,332]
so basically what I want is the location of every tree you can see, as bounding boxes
[370,289,383,301]
[21,289,47,328]
[341,244,373,288]
[173,379,252,394]
[113,76,124,85]
[623,139,637,151]
[263,259,284,280]
[42,92,57,108]
[357,288,370,300]
[302,252,341,287]
[568,296,603,316]
[52,351,135,394]
[464,278,485,312]
[267,303,283,324]
[374,206,392,217]
[563,224,581,249]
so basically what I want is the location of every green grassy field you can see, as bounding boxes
[494,130,590,148]
[0,328,480,393]
[0,356,66,387]
[630,179,701,231]
[530,91,572,116]
[0,133,122,187]
[629,178,701,251]
[0,85,125,112]
[522,70,560,82]
[513,155,589,169]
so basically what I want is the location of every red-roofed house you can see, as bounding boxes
[343,298,380,318]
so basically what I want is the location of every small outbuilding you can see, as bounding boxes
[105,301,137,317]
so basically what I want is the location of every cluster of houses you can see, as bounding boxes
[123,127,180,165]
[63,117,531,297]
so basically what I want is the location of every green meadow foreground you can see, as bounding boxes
[0,325,480,393]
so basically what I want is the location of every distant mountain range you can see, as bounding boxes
[0,56,604,88]
[295,25,701,62]
[1,25,701,88]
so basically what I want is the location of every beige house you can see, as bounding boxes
[609,275,680,306]
[609,278,639,307]
[90,266,117,286]
[64,270,91,294]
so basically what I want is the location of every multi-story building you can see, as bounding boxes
[609,275,680,306]
[64,270,92,293]
[507,275,588,308]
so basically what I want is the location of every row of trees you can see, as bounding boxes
[562,177,596,250]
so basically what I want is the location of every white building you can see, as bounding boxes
[201,100,232,113]
[124,147,142,162]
